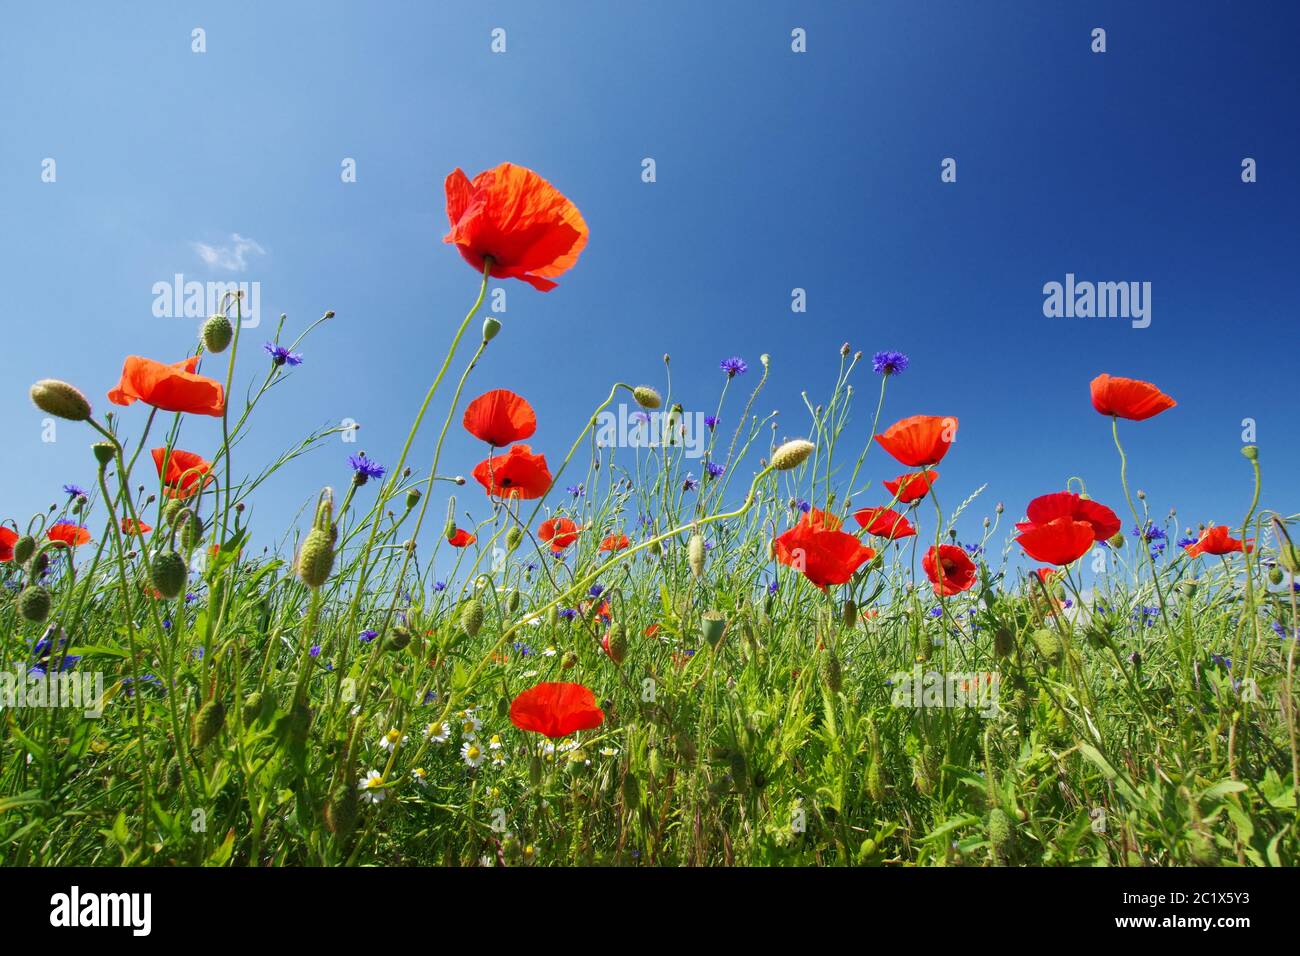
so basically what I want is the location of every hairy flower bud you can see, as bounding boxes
[297,527,336,588]
[30,379,91,422]
[632,386,662,410]
[192,699,226,749]
[12,535,35,566]
[505,526,523,552]
[771,439,814,471]
[202,314,234,353]
[151,550,187,599]
[18,585,51,623]
[461,599,485,637]
[688,533,706,579]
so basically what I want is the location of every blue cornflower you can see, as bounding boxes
[1133,524,1167,543]
[632,411,651,425]
[566,484,585,498]
[62,483,87,498]
[422,690,439,705]
[795,499,811,513]
[191,647,203,660]
[928,606,943,618]
[872,351,909,376]
[123,674,164,697]
[705,461,725,479]
[162,618,172,631]
[704,415,719,430]
[963,542,984,557]
[185,592,198,603]
[1273,621,1298,641]
[1210,653,1231,670]
[682,473,699,492]
[512,642,533,657]
[767,580,779,595]
[1176,535,1197,548]
[264,342,303,366]
[433,581,447,592]
[348,453,386,485]
[720,356,748,377]
[559,608,577,621]
[309,644,321,658]
[589,583,605,598]
[359,629,378,643]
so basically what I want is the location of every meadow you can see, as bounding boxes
[2,163,1296,867]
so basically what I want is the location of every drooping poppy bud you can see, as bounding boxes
[151,551,187,599]
[192,699,226,749]
[18,585,51,623]
[632,386,662,410]
[30,379,92,421]
[505,526,523,551]
[202,314,233,353]
[13,535,36,566]
[771,439,814,471]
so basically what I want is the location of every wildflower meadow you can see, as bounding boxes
[1,8,1297,913]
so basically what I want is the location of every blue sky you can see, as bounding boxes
[1,1,1296,568]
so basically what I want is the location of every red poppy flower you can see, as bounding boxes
[644,624,661,638]
[444,163,589,292]
[47,522,91,547]
[151,448,214,499]
[1015,492,1120,543]
[922,544,978,596]
[853,506,916,540]
[1033,567,1059,584]
[108,356,225,417]
[472,444,553,499]
[120,518,152,535]
[884,469,938,504]
[774,515,876,590]
[1089,374,1176,421]
[509,682,604,738]
[874,416,957,467]
[539,516,581,553]
[462,389,537,446]
[447,528,477,548]
[1016,516,1095,566]
[0,527,17,562]
[801,507,843,532]
[1184,525,1254,558]
[599,533,630,552]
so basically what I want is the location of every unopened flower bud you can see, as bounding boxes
[632,386,662,409]
[18,585,51,623]
[771,439,814,471]
[461,599,485,637]
[30,379,91,422]
[202,314,234,353]
[151,550,187,599]
[1241,444,1258,461]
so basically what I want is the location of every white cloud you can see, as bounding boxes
[191,233,266,272]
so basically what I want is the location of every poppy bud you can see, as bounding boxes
[1241,444,1258,461]
[165,500,186,525]
[505,526,523,552]
[771,439,814,471]
[18,585,51,623]
[178,511,202,552]
[561,650,578,670]
[529,755,543,786]
[1030,627,1062,665]
[151,550,187,599]
[202,314,233,353]
[192,699,226,749]
[700,612,726,648]
[1107,532,1125,548]
[92,442,115,467]
[30,552,49,576]
[1268,566,1283,586]
[444,519,458,542]
[385,625,412,651]
[605,623,627,664]
[482,316,502,342]
[324,781,359,837]
[842,600,857,629]
[1177,579,1198,599]
[297,527,336,588]
[632,386,662,410]
[30,379,91,422]
[508,590,521,614]
[987,807,1013,859]
[993,627,1014,658]
[12,535,35,566]
[688,533,706,578]
[1277,541,1300,574]
[242,690,268,726]
[461,599,485,637]
[820,649,843,693]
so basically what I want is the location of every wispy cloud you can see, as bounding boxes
[191,233,266,272]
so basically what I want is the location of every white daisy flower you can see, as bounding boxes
[492,751,507,768]
[488,734,503,750]
[461,740,486,768]
[460,712,482,740]
[542,646,557,657]
[600,746,620,758]
[378,728,407,751]
[410,767,429,787]
[359,770,387,804]
[426,721,451,743]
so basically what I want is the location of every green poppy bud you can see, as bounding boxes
[1030,628,1062,665]
[688,533,706,579]
[771,439,814,471]
[632,386,662,410]
[842,599,857,629]
[993,627,1014,658]
[192,699,226,749]
[12,535,35,566]
[297,527,336,588]
[405,487,421,509]
[242,690,268,726]
[1268,566,1283,586]
[820,649,843,693]
[606,623,628,664]
[30,379,91,422]
[202,314,234,353]
[151,550,187,599]
[18,585,51,623]
[324,781,359,838]
[1241,444,1258,461]
[505,526,523,552]
[987,807,1013,859]
[1107,532,1125,548]
[461,599,485,637]
[385,625,412,651]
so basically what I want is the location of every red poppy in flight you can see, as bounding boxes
[462,389,537,447]
[444,163,589,291]
[108,356,225,417]
[1089,374,1176,421]
[472,444,553,499]
[875,416,957,467]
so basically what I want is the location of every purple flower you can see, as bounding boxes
[795,499,811,513]
[872,351,909,376]
[566,484,585,498]
[433,581,447,592]
[310,644,321,658]
[359,629,378,644]
[264,342,303,367]
[589,583,605,598]
[704,415,719,430]
[559,608,577,621]
[720,357,748,377]
[705,461,725,479]
[767,580,779,595]
[348,453,386,485]
[632,411,651,425]
[682,474,699,492]
[62,484,87,498]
